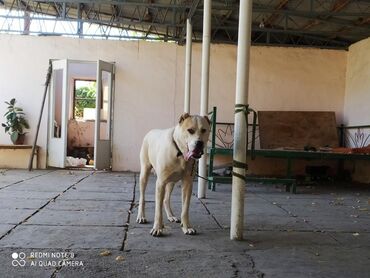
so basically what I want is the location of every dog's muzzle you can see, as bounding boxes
[184,141,204,161]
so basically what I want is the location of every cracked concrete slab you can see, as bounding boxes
[0,225,125,249]
[24,210,127,226]
[0,224,15,236]
[2,182,74,192]
[0,209,33,225]
[58,191,132,202]
[0,248,55,278]
[0,191,58,200]
[124,228,247,252]
[0,170,53,185]
[44,200,130,212]
[0,198,49,210]
[42,249,261,278]
[248,244,369,278]
[130,202,221,231]
[0,170,369,277]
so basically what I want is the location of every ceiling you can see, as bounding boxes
[1,0,370,49]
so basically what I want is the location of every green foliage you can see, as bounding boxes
[2,98,30,143]
[74,83,96,118]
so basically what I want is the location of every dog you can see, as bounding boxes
[136,113,210,236]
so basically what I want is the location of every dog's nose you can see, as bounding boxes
[195,141,204,149]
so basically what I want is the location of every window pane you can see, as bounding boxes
[53,69,63,138]
[100,71,111,140]
[74,80,96,120]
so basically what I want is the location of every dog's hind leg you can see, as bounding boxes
[136,164,151,224]
[164,182,180,223]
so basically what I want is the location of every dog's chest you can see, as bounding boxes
[164,159,194,182]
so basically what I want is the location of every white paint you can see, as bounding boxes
[198,0,212,199]
[230,0,253,241]
[0,34,348,171]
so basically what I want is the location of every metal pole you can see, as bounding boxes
[198,0,211,199]
[23,11,30,35]
[184,18,192,113]
[28,61,53,171]
[230,0,253,240]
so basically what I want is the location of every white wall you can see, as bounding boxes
[0,34,348,171]
[344,37,370,126]
[343,37,370,183]
[174,44,347,124]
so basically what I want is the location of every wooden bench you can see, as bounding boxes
[0,145,39,169]
[207,107,297,193]
[207,107,370,193]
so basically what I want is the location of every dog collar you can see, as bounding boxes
[172,137,183,158]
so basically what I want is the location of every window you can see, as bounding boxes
[73,80,96,120]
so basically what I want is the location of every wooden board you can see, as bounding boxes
[258,111,339,149]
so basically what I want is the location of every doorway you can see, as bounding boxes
[47,59,115,170]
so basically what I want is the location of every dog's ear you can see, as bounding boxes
[204,115,211,125]
[179,113,190,124]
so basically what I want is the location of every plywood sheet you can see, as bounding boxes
[258,111,339,149]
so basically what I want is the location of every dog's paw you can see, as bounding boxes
[182,227,197,235]
[136,217,147,224]
[150,227,163,237]
[168,216,181,223]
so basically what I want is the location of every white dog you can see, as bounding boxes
[136,113,210,236]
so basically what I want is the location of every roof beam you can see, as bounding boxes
[263,0,289,27]
[252,5,370,17]
[300,0,352,30]
[178,0,202,45]
[31,0,190,9]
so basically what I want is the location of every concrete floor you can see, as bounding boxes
[0,169,369,278]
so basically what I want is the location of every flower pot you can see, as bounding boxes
[14,134,26,145]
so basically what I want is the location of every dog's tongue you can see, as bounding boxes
[184,149,202,161]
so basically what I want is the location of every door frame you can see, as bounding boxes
[46,59,115,169]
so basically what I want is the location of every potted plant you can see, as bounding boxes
[2,98,30,145]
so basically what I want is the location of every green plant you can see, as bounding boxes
[74,83,96,118]
[2,98,30,144]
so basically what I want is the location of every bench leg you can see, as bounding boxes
[212,182,216,191]
[208,150,214,190]
[286,158,295,193]
[290,182,297,194]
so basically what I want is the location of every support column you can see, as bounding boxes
[184,19,192,113]
[230,0,253,240]
[77,4,83,38]
[23,11,30,35]
[198,0,211,199]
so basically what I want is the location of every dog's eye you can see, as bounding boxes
[201,128,207,134]
[187,128,195,135]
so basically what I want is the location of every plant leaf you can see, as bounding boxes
[10,98,16,105]
[10,131,19,143]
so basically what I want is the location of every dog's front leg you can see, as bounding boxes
[150,180,165,236]
[164,182,180,223]
[181,176,196,235]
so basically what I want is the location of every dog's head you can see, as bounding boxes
[175,113,211,161]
